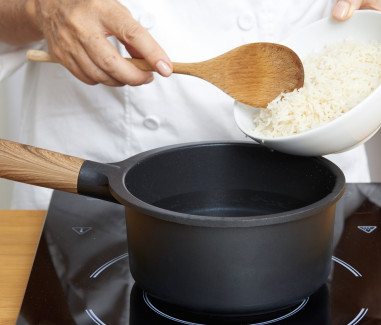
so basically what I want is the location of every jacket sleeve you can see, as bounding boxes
[0,40,44,81]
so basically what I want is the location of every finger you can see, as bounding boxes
[103,11,173,77]
[359,0,381,10]
[123,42,144,59]
[50,44,125,86]
[48,46,98,85]
[69,46,125,87]
[81,32,155,86]
[331,0,364,20]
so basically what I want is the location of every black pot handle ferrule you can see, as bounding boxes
[77,160,120,203]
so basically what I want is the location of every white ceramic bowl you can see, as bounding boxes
[234,10,381,156]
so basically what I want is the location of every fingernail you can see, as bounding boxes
[332,0,351,20]
[156,60,172,77]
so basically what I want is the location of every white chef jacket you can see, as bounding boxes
[0,0,371,209]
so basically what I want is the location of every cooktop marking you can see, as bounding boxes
[72,226,93,235]
[143,291,309,325]
[331,256,362,277]
[143,290,204,324]
[332,257,369,325]
[348,308,368,325]
[357,226,377,234]
[85,309,106,325]
[248,298,308,325]
[90,253,129,278]
[86,254,367,324]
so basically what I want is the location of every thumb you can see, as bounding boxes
[331,0,363,20]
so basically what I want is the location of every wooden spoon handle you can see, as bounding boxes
[129,58,197,75]
[0,139,85,193]
[26,50,199,76]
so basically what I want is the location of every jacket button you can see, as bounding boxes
[143,116,160,130]
[237,13,255,31]
[139,14,156,30]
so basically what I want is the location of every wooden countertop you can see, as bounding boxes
[0,210,46,325]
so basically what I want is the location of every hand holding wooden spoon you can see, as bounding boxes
[27,43,304,108]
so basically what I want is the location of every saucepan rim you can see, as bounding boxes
[109,141,346,227]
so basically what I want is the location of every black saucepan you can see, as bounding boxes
[0,139,345,314]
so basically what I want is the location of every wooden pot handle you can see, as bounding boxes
[0,139,85,193]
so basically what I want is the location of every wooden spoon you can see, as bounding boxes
[27,43,304,108]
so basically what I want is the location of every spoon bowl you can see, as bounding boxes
[27,42,304,108]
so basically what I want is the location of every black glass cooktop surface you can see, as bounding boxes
[16,187,381,324]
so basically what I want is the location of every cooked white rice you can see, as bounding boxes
[251,39,381,138]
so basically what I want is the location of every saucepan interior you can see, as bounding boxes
[117,142,345,226]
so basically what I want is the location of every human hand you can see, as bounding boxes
[29,0,172,86]
[331,0,381,20]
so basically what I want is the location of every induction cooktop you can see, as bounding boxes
[16,186,381,324]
